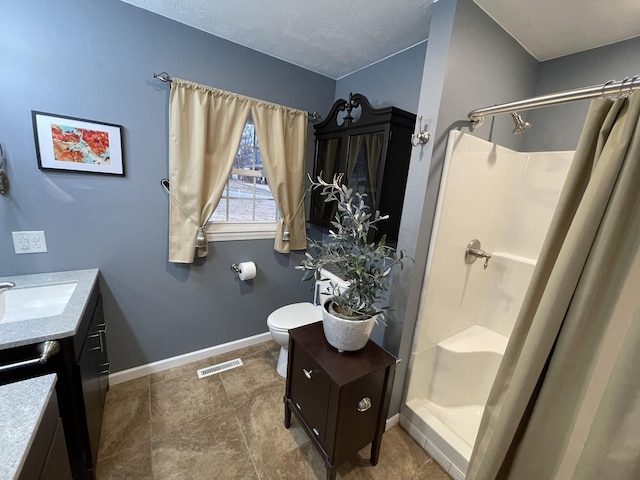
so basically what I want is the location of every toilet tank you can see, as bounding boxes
[314,268,349,307]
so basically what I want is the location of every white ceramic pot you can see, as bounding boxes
[321,300,376,352]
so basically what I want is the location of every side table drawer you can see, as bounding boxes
[289,345,330,443]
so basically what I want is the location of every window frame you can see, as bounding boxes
[206,121,278,242]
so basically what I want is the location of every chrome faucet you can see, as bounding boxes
[465,239,492,269]
[0,281,16,291]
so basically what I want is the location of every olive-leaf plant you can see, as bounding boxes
[296,174,409,322]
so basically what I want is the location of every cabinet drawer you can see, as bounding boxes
[289,345,330,443]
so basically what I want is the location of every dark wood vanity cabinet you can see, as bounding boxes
[310,93,416,244]
[284,322,396,480]
[75,294,110,472]
[0,283,109,480]
[19,382,73,480]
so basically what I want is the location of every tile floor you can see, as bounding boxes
[96,341,451,480]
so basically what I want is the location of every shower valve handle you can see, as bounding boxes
[465,239,492,269]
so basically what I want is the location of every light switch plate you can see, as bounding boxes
[12,231,48,254]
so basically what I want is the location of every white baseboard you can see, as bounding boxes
[109,332,272,385]
[386,413,400,431]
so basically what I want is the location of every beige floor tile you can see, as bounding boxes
[107,375,149,399]
[265,340,281,360]
[219,349,284,404]
[99,344,448,480]
[258,443,326,480]
[98,378,150,459]
[151,410,258,480]
[338,426,436,480]
[96,442,152,480]
[235,383,309,468]
[150,372,231,439]
[416,459,451,479]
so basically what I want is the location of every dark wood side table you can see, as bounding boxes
[284,321,396,480]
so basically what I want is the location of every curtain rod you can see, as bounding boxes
[153,72,321,120]
[468,76,640,130]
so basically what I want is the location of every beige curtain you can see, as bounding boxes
[364,132,383,207]
[251,101,307,252]
[346,134,364,180]
[168,79,251,263]
[467,91,640,480]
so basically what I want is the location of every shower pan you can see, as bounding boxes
[400,131,573,479]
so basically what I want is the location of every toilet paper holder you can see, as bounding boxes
[231,262,258,281]
[231,263,257,273]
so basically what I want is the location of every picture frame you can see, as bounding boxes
[32,111,125,175]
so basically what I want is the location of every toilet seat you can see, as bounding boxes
[267,302,322,331]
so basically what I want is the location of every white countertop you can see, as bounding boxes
[0,269,99,350]
[0,374,57,480]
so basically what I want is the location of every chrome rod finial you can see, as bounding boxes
[411,115,431,146]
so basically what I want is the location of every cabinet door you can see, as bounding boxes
[289,345,330,443]
[93,296,110,404]
[78,305,104,469]
[310,137,343,224]
[333,369,385,462]
[40,418,73,480]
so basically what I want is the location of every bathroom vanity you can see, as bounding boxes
[284,321,396,480]
[0,374,72,480]
[0,269,108,480]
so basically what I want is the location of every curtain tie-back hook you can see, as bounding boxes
[196,226,207,248]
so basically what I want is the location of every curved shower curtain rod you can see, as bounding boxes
[468,76,640,130]
[153,71,321,120]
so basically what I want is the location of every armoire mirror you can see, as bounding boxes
[310,93,416,244]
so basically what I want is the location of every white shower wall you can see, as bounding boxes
[411,131,573,353]
[402,131,573,477]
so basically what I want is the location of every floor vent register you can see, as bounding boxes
[197,358,243,378]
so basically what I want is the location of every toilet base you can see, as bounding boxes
[277,346,288,378]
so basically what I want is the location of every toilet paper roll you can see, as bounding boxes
[237,261,257,281]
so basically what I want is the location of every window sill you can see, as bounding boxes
[207,222,277,242]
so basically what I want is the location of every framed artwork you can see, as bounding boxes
[32,111,124,175]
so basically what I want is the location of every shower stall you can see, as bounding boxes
[400,131,573,479]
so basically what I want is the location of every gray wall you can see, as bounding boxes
[334,42,428,113]
[0,0,335,372]
[520,36,640,152]
[386,0,539,414]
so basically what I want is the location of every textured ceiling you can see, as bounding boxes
[120,0,640,79]
[120,0,432,79]
[474,0,640,61]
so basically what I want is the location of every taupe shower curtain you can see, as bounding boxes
[467,91,640,480]
[168,79,250,263]
[251,101,308,252]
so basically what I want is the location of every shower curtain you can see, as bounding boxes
[467,91,640,479]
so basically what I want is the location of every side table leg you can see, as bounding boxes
[370,436,382,466]
[326,466,337,480]
[284,398,292,429]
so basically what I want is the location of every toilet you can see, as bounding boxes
[267,269,347,377]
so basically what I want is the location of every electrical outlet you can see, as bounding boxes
[12,231,48,254]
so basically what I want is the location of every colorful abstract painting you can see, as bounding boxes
[32,111,124,175]
[51,124,111,165]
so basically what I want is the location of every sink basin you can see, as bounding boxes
[0,283,77,324]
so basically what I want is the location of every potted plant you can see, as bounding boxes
[297,174,409,352]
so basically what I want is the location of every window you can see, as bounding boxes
[207,121,278,241]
